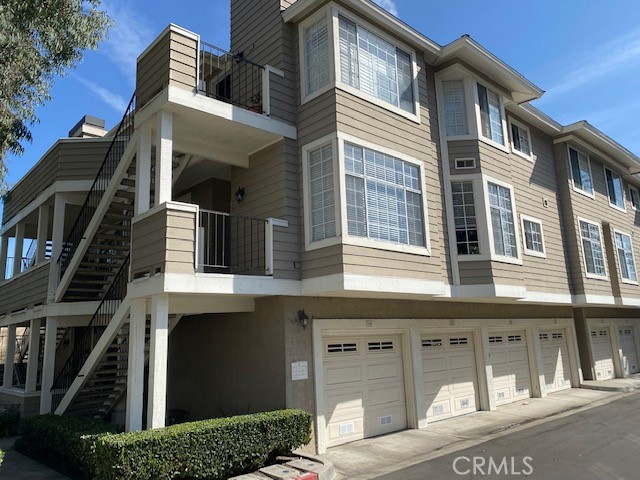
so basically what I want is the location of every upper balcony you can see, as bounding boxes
[135,24,296,168]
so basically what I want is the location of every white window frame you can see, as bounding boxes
[435,68,477,142]
[330,4,421,123]
[604,166,626,212]
[301,134,342,251]
[482,176,522,265]
[337,131,431,255]
[298,8,335,104]
[613,228,638,285]
[629,185,639,211]
[441,79,469,137]
[577,217,608,280]
[474,82,509,153]
[520,214,546,258]
[508,117,534,161]
[568,146,594,199]
[454,157,477,170]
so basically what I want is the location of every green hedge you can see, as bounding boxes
[0,403,20,437]
[93,409,312,480]
[15,414,122,477]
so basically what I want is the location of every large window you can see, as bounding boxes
[442,80,467,136]
[579,219,606,277]
[569,147,593,195]
[605,167,625,210]
[615,231,637,283]
[344,143,425,246]
[452,181,479,254]
[488,182,517,257]
[477,84,504,145]
[308,144,336,242]
[510,120,532,158]
[338,15,415,113]
[521,216,545,257]
[303,16,330,96]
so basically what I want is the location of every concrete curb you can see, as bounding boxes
[230,455,335,480]
[580,384,636,393]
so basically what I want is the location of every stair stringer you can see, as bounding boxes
[54,299,131,415]
[54,133,138,303]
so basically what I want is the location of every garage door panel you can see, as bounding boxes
[539,329,572,393]
[364,407,407,437]
[368,384,404,408]
[490,331,531,406]
[491,351,508,365]
[324,389,364,415]
[591,329,615,380]
[618,327,639,375]
[423,356,448,373]
[367,361,403,381]
[325,365,363,386]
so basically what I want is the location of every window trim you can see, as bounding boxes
[577,217,608,280]
[474,82,509,153]
[451,179,481,256]
[336,131,431,256]
[520,214,546,258]
[482,176,522,265]
[568,146,595,199]
[629,186,639,211]
[435,71,477,142]
[613,228,638,285]
[330,4,421,123]
[603,166,626,212]
[508,117,534,161]
[301,134,342,251]
[298,7,335,105]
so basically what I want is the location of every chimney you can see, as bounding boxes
[68,115,107,138]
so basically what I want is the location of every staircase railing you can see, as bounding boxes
[51,255,130,412]
[57,93,136,279]
[13,327,30,387]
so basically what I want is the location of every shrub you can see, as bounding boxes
[15,414,122,477]
[93,409,312,480]
[0,403,20,437]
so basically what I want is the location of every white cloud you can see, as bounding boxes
[101,1,155,84]
[373,0,399,17]
[76,76,128,112]
[544,28,640,99]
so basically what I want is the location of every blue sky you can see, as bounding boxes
[3,0,640,194]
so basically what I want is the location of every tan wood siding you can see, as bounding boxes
[458,261,493,286]
[0,262,49,315]
[448,140,481,175]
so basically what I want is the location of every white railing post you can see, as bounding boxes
[265,218,288,276]
[262,66,285,116]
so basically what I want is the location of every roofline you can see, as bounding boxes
[563,121,640,167]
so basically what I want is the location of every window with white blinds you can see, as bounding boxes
[615,231,637,282]
[442,80,468,136]
[477,84,504,145]
[308,144,336,242]
[344,142,425,247]
[338,15,415,114]
[488,182,517,258]
[304,16,330,96]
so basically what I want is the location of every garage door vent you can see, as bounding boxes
[599,330,608,337]
[339,422,354,436]
[368,341,394,351]
[625,328,632,335]
[552,332,563,339]
[380,415,392,425]
[508,335,523,343]
[422,339,443,347]
[489,336,503,343]
[539,333,549,340]
[450,337,469,345]
[327,343,357,353]
[591,331,597,337]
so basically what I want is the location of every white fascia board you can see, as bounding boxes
[282,0,440,57]
[519,290,573,305]
[509,103,563,135]
[451,283,527,299]
[618,296,640,307]
[0,300,101,327]
[572,294,617,306]
[301,273,446,297]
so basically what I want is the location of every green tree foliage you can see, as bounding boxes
[0,0,111,190]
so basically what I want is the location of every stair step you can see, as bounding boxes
[84,252,128,260]
[97,223,131,231]
[89,243,130,251]
[104,212,133,221]
[93,233,131,241]
[74,270,117,277]
[62,295,99,301]
[120,178,136,187]
[66,287,105,293]
[113,190,135,199]
[69,279,109,285]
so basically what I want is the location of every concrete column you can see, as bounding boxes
[3,325,17,387]
[12,223,25,276]
[155,110,173,205]
[135,125,152,215]
[126,298,147,432]
[48,194,67,300]
[36,205,50,263]
[408,324,427,429]
[40,316,59,414]
[609,323,624,378]
[0,235,8,281]
[529,327,546,398]
[25,318,42,392]
[147,294,169,429]
[478,323,496,411]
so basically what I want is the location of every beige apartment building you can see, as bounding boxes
[1,0,639,453]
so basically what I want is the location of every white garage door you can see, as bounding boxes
[422,333,478,421]
[618,327,639,375]
[539,330,572,393]
[323,335,407,447]
[591,329,615,380]
[489,332,531,406]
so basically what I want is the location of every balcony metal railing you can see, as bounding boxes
[198,42,264,113]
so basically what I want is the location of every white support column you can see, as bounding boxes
[529,327,546,398]
[36,205,50,263]
[12,223,25,276]
[40,316,59,414]
[0,235,8,281]
[155,110,173,206]
[147,294,169,429]
[3,325,16,388]
[25,318,42,392]
[478,324,496,411]
[126,298,147,432]
[409,325,427,429]
[48,194,67,300]
[135,125,152,215]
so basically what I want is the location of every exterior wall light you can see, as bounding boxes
[297,309,309,329]
[235,187,245,203]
